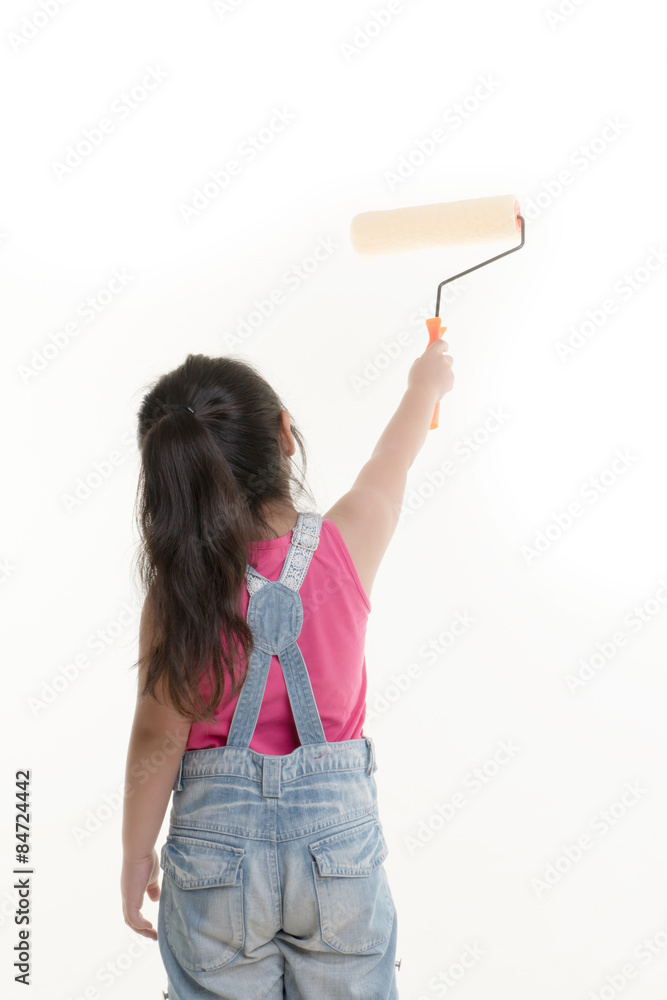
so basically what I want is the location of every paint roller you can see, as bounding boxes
[350,193,525,429]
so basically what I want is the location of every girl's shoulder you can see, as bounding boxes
[319,516,372,611]
[321,494,397,607]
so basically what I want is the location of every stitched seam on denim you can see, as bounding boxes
[180,764,368,782]
[169,823,272,842]
[167,806,374,843]
[180,772,262,782]
[163,869,245,971]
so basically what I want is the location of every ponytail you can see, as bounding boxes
[132,353,315,723]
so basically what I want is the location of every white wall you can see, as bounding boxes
[3,0,666,997]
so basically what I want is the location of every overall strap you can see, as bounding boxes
[245,511,322,597]
[226,512,326,749]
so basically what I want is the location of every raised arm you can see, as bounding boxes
[325,336,455,599]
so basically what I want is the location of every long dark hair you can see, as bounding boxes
[131,353,316,723]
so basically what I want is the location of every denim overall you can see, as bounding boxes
[158,511,399,999]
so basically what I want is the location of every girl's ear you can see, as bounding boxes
[279,410,297,457]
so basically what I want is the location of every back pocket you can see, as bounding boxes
[308,819,395,953]
[160,834,245,972]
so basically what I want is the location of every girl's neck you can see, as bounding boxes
[251,504,299,542]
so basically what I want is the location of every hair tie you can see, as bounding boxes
[162,402,195,416]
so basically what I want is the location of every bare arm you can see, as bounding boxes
[121,721,188,861]
[367,381,440,484]
[326,337,454,597]
[120,601,192,939]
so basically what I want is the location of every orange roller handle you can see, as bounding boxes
[425,317,446,429]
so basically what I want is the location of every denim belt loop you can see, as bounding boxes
[365,736,375,776]
[173,753,184,792]
[261,756,282,798]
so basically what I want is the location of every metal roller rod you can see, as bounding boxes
[434,215,525,318]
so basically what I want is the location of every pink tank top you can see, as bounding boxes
[185,518,372,755]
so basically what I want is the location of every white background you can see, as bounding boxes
[2,0,667,997]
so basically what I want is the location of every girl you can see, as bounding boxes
[121,338,454,999]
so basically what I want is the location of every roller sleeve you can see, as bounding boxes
[350,194,521,256]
